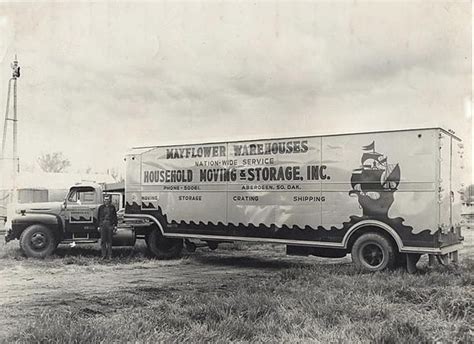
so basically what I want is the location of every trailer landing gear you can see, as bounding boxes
[184,239,220,252]
[185,239,197,252]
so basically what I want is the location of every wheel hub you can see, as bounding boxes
[361,243,384,267]
[31,232,47,249]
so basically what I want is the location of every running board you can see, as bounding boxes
[61,239,98,244]
[62,233,98,244]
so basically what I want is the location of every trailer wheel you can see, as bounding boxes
[19,224,57,258]
[351,232,396,272]
[147,228,183,259]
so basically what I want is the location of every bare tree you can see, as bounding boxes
[109,168,124,182]
[37,152,71,173]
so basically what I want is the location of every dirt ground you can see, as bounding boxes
[0,230,472,341]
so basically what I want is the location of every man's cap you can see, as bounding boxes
[103,194,111,200]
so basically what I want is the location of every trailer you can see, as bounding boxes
[5,128,464,272]
[123,127,464,271]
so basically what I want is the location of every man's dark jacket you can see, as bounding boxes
[97,204,118,227]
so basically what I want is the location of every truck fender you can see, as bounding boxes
[125,213,166,235]
[12,213,63,241]
[342,220,403,252]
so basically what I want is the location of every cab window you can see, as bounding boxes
[67,187,96,204]
[105,193,122,211]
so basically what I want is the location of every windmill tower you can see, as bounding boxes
[1,56,21,203]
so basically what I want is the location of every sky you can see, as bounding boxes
[0,1,472,183]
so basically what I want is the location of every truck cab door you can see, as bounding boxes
[63,186,100,235]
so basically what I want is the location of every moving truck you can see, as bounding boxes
[5,128,465,272]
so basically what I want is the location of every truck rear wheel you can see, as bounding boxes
[147,228,183,259]
[20,224,57,258]
[351,232,396,272]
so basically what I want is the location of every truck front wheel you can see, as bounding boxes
[147,228,183,259]
[20,224,57,258]
[351,232,396,272]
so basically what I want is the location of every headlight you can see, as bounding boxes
[4,218,12,231]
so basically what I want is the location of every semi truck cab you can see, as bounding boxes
[4,183,137,257]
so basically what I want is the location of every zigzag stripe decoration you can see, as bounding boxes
[125,201,436,247]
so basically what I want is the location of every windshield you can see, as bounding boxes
[67,187,96,204]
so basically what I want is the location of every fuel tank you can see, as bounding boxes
[112,227,136,247]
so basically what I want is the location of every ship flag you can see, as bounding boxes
[362,141,375,151]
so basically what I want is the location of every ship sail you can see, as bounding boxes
[382,163,400,189]
[361,152,383,165]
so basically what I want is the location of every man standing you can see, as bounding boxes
[97,194,118,259]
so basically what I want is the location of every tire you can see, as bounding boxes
[147,227,183,259]
[351,232,396,272]
[19,224,57,258]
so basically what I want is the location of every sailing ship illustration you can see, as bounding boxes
[349,141,401,218]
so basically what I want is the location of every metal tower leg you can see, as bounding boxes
[1,78,13,160]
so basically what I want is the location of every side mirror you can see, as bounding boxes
[62,199,67,210]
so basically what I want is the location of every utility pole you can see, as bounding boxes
[1,56,20,203]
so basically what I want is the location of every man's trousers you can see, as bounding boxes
[100,223,113,259]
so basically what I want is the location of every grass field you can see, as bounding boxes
[0,232,473,343]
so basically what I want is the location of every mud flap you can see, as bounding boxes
[406,253,421,274]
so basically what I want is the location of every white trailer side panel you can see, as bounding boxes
[321,130,438,235]
[140,143,228,225]
[125,128,462,251]
[226,137,322,228]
